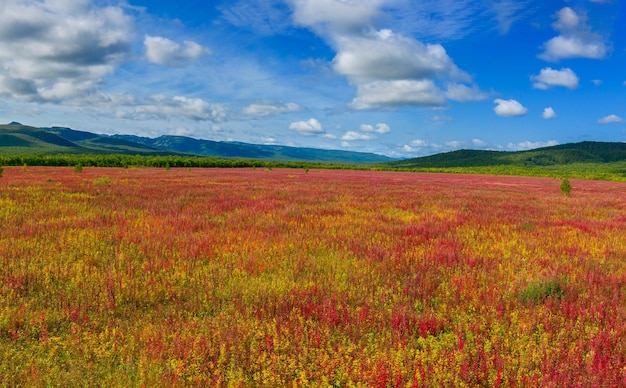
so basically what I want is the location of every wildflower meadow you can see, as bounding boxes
[1,166,625,386]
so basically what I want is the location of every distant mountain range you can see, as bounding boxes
[2,122,626,167]
[0,122,395,164]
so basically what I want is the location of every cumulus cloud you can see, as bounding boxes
[542,107,557,119]
[493,99,528,117]
[445,83,490,102]
[241,101,302,118]
[531,67,579,89]
[144,35,211,66]
[539,7,608,62]
[598,114,624,124]
[118,95,228,122]
[0,0,134,103]
[350,79,446,110]
[287,1,484,110]
[360,123,391,134]
[289,118,325,135]
[342,131,376,141]
[289,0,383,33]
[333,29,469,82]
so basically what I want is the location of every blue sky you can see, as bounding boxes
[0,0,624,157]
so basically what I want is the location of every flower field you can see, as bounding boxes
[1,166,625,386]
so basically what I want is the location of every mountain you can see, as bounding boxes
[386,141,626,169]
[0,123,165,155]
[0,123,395,163]
[112,134,394,163]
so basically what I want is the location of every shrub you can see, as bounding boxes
[560,178,572,196]
[74,164,83,173]
[93,177,112,185]
[520,278,564,304]
[0,166,3,178]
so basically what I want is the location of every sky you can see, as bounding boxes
[0,0,624,158]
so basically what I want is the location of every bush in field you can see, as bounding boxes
[93,177,112,185]
[520,278,564,304]
[74,164,83,173]
[0,166,3,178]
[560,178,572,196]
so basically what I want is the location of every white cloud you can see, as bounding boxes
[411,139,428,147]
[120,95,228,122]
[598,114,624,124]
[402,138,470,155]
[287,1,484,110]
[288,0,383,33]
[542,107,557,119]
[360,123,391,134]
[0,0,134,103]
[144,35,211,67]
[445,83,489,102]
[531,67,579,89]
[241,101,302,118]
[591,79,602,86]
[493,99,528,117]
[342,131,376,141]
[350,79,446,110]
[539,7,608,62]
[289,118,325,135]
[333,29,469,82]
[507,140,559,151]
[471,138,487,147]
[445,141,463,149]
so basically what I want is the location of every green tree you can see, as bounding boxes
[0,166,3,178]
[560,178,572,196]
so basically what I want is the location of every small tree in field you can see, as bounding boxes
[0,166,3,178]
[560,178,572,196]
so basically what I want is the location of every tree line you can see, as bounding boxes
[0,154,367,171]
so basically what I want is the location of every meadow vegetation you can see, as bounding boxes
[1,167,625,385]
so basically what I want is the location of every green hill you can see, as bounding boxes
[387,141,626,168]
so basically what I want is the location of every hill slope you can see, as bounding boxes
[0,123,166,155]
[386,141,626,168]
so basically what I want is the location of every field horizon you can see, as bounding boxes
[1,166,625,385]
